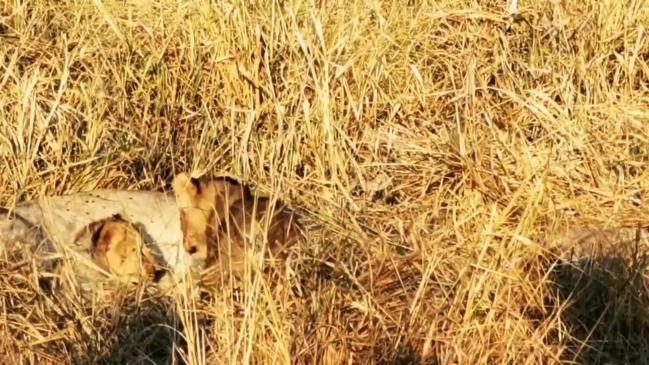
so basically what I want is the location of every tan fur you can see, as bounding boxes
[73,214,160,283]
[173,173,247,262]
[172,173,301,284]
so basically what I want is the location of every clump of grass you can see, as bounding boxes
[1,0,649,363]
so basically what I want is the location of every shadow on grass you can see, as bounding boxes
[0,258,187,365]
[551,228,649,364]
[63,290,186,365]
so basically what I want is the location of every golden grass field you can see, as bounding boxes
[1,0,649,363]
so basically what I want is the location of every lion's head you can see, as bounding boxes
[77,214,161,283]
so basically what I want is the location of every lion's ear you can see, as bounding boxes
[90,223,112,253]
[173,173,200,204]
[190,177,202,193]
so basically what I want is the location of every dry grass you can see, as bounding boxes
[1,0,649,363]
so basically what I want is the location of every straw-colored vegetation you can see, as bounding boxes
[1,0,649,364]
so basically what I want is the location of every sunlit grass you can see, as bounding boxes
[1,0,649,363]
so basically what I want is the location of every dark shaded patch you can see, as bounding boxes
[190,177,202,194]
[376,343,423,365]
[371,189,385,201]
[90,223,106,251]
[548,232,649,364]
[216,175,243,188]
[295,163,307,178]
[384,193,400,206]
[71,296,186,365]
[38,277,54,293]
[152,269,167,283]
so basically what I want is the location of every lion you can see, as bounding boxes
[172,173,301,285]
[71,214,163,284]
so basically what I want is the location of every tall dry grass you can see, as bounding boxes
[1,0,649,363]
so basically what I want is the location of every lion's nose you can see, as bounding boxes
[153,269,166,282]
